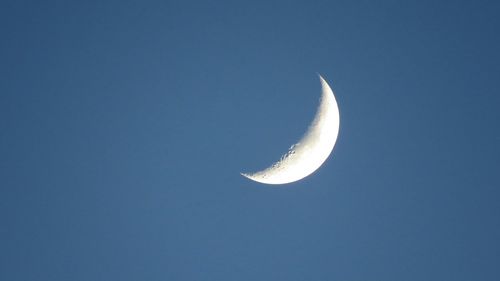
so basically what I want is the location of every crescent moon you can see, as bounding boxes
[241,75,340,185]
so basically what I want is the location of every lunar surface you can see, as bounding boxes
[241,75,340,185]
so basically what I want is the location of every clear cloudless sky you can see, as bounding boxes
[1,0,499,280]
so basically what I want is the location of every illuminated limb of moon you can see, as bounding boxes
[241,75,340,185]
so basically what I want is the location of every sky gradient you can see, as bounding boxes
[1,0,500,280]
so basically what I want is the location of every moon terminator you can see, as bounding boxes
[241,74,340,185]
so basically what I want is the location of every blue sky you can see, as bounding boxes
[1,0,500,280]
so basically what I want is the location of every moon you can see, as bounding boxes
[241,75,340,185]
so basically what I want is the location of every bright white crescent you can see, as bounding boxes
[241,75,340,185]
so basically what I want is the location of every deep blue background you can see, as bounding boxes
[1,0,499,280]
